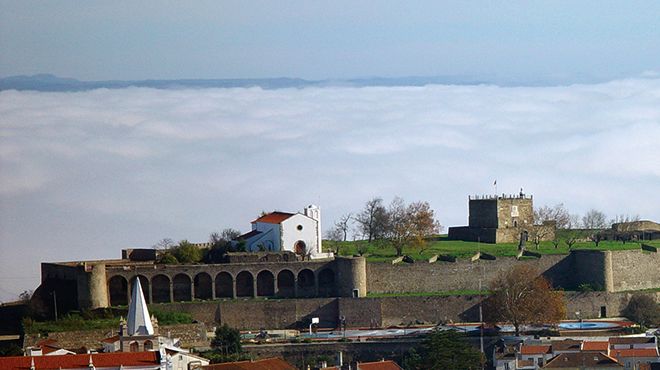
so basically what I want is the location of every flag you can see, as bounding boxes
[493,180,497,186]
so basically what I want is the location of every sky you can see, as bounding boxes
[1,2,660,302]
[1,1,660,82]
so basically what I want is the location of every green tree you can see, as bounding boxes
[158,252,178,264]
[171,240,203,263]
[404,329,483,369]
[211,324,242,355]
[622,294,660,329]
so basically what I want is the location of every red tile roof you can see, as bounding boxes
[551,339,583,352]
[609,337,655,345]
[543,352,622,368]
[252,212,295,224]
[521,344,552,355]
[358,360,403,370]
[0,351,160,370]
[582,341,610,352]
[201,357,296,370]
[611,348,659,358]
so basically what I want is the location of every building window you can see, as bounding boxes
[297,225,303,231]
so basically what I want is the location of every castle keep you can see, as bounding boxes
[448,194,556,243]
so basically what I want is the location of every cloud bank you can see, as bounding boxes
[1,79,660,301]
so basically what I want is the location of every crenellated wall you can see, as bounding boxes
[366,254,572,293]
[35,249,659,315]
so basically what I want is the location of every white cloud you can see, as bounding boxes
[1,78,660,302]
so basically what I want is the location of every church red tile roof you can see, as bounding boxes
[0,351,160,370]
[201,357,295,369]
[252,212,295,224]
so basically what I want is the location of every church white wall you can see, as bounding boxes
[281,214,319,256]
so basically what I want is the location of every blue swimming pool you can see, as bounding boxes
[558,321,619,330]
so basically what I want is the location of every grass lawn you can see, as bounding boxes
[24,310,193,334]
[327,235,655,262]
[367,290,490,298]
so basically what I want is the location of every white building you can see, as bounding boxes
[103,277,209,370]
[237,205,333,259]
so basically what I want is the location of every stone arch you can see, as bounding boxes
[144,340,153,350]
[194,272,212,300]
[151,274,171,303]
[297,269,315,297]
[108,275,128,306]
[235,271,254,297]
[215,272,233,298]
[317,268,336,297]
[129,341,139,352]
[173,273,192,302]
[256,270,275,297]
[277,270,295,298]
[129,275,150,302]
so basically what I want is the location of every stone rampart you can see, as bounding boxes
[23,323,208,351]
[609,249,660,291]
[366,254,571,293]
[202,291,658,330]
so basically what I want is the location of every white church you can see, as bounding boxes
[236,204,333,259]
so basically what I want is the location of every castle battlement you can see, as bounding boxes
[469,194,533,201]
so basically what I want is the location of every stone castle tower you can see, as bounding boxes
[448,193,555,244]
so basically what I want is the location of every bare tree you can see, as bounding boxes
[534,204,572,229]
[568,214,581,230]
[355,197,389,242]
[582,209,608,229]
[335,213,353,242]
[610,214,641,225]
[325,226,344,255]
[564,230,582,250]
[152,238,175,250]
[385,197,440,256]
[589,232,603,247]
[484,265,565,336]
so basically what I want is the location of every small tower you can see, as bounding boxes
[304,205,322,254]
[119,277,157,352]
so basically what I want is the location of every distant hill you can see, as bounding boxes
[0,74,490,92]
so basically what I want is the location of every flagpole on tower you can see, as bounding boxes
[493,180,497,196]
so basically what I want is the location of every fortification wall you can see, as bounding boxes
[215,298,338,330]
[23,323,208,350]
[469,199,498,228]
[166,291,658,331]
[447,226,497,243]
[366,254,572,293]
[609,249,660,291]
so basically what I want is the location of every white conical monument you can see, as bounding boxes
[127,277,154,336]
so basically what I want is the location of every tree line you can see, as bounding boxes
[326,196,442,256]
